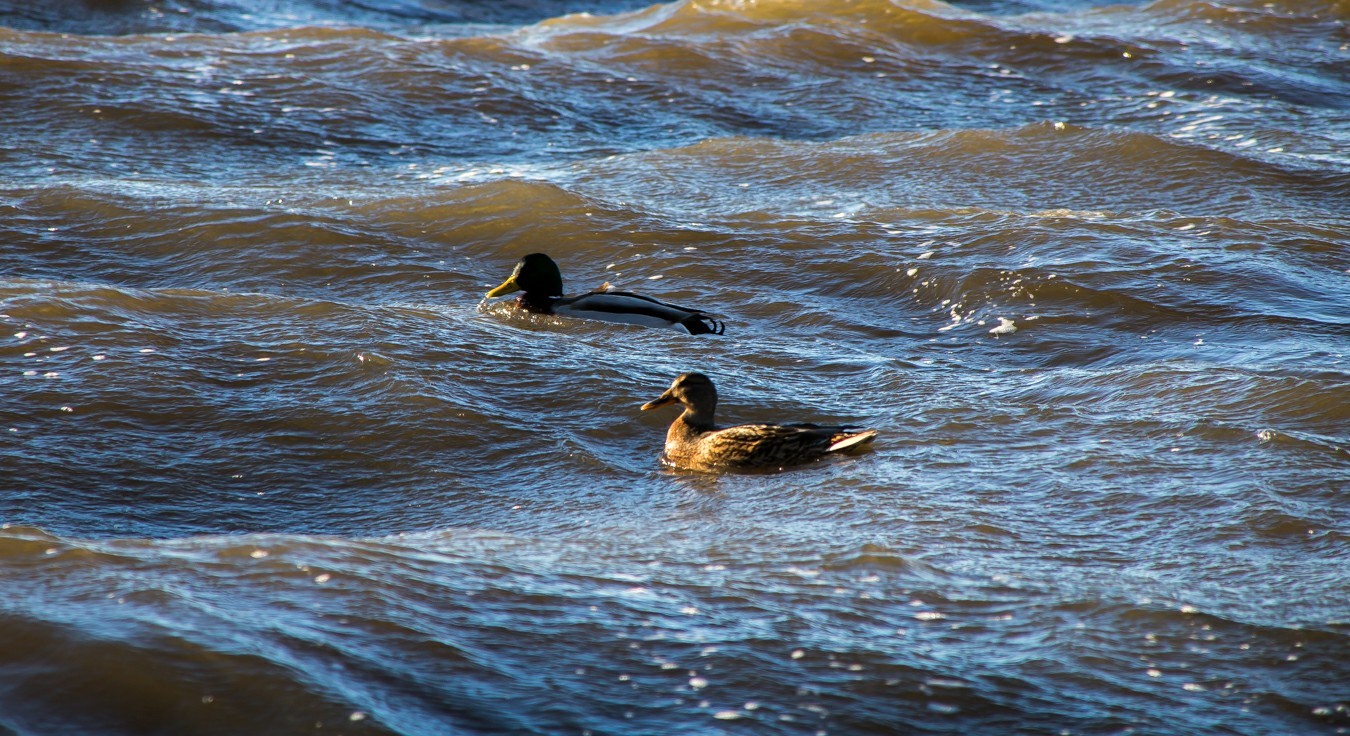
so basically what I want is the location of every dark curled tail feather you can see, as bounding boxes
[682,315,726,335]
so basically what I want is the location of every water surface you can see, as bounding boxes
[2,0,1348,733]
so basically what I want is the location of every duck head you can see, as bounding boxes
[486,253,565,298]
[641,372,718,425]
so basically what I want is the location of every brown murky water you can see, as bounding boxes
[2,0,1347,733]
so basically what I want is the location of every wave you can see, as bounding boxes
[1003,363,1350,437]
[2,524,1346,735]
[5,0,1347,174]
[0,181,486,301]
[568,123,1348,217]
[8,0,1346,39]
[0,0,657,35]
[1145,0,1350,24]
[540,0,1350,98]
[7,135,1344,360]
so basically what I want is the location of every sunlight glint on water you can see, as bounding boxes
[1,0,1348,734]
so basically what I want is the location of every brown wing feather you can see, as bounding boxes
[696,423,864,468]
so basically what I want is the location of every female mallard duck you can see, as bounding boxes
[485,253,725,335]
[641,372,877,470]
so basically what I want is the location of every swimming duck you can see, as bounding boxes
[641,372,877,470]
[485,253,725,335]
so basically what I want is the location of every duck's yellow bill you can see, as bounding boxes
[485,276,520,298]
[641,391,677,411]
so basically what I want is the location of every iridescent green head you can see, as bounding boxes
[486,253,565,298]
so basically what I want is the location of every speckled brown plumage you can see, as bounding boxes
[641,373,877,471]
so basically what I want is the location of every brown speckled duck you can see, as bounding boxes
[641,372,877,471]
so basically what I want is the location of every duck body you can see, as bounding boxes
[487,253,724,335]
[641,373,877,471]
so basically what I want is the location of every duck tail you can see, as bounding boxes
[827,429,877,454]
[682,314,726,335]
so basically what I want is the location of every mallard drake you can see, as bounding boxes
[485,253,725,335]
[641,372,877,470]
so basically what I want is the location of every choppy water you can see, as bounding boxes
[2,0,1348,733]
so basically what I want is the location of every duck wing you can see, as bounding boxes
[779,422,878,451]
[699,423,871,468]
[553,291,725,335]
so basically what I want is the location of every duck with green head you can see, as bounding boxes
[485,253,725,335]
[641,372,877,470]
